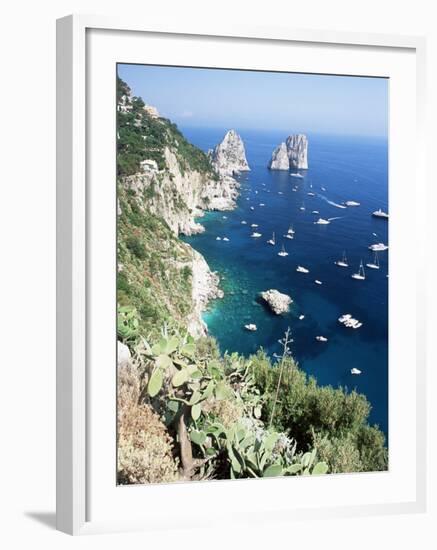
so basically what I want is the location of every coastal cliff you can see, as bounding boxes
[117,78,239,337]
[268,134,308,170]
[208,129,250,176]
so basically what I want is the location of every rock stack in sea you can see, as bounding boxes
[268,134,308,170]
[208,129,251,177]
[260,289,292,315]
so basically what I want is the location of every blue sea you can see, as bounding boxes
[182,127,389,436]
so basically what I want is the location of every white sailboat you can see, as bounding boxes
[335,251,349,268]
[267,232,276,245]
[351,260,366,280]
[366,251,380,270]
[287,225,295,235]
[278,244,289,257]
[284,233,294,240]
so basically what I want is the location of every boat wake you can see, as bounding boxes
[318,195,347,209]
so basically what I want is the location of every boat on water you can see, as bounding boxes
[366,251,380,269]
[345,201,360,207]
[250,206,255,210]
[372,208,389,219]
[335,251,349,268]
[316,336,328,342]
[299,204,306,211]
[299,314,305,320]
[259,203,265,207]
[251,223,258,228]
[223,237,230,242]
[369,242,388,252]
[311,210,319,214]
[241,220,247,224]
[307,192,316,197]
[287,225,295,235]
[278,244,289,257]
[278,191,283,195]
[267,232,276,245]
[338,314,363,329]
[321,186,327,191]
[314,218,330,225]
[251,232,262,238]
[314,280,322,285]
[351,368,362,375]
[296,266,309,273]
[290,173,304,178]
[222,215,228,219]
[283,233,294,240]
[351,260,366,280]
[292,188,298,192]
[244,324,257,331]
[216,237,222,241]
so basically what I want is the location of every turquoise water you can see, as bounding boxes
[182,127,389,436]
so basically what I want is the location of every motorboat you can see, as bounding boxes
[296,266,309,273]
[316,336,328,342]
[345,201,360,207]
[369,242,388,252]
[244,324,257,331]
[314,280,322,285]
[351,368,362,375]
[251,232,262,238]
[372,208,389,219]
[314,218,330,225]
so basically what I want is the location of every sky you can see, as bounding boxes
[117,64,388,138]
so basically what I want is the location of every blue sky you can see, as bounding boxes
[118,64,388,137]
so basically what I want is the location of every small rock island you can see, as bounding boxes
[268,134,308,170]
[260,289,293,315]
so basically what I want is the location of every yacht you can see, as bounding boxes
[244,324,257,331]
[351,368,362,375]
[223,237,230,242]
[335,251,349,268]
[241,220,247,225]
[372,208,389,219]
[316,336,328,342]
[259,203,265,207]
[321,186,327,191]
[216,237,222,241]
[345,201,360,207]
[366,252,380,270]
[278,244,289,257]
[299,314,305,320]
[369,242,388,252]
[299,204,306,211]
[250,206,255,211]
[307,192,316,197]
[314,280,322,285]
[251,232,262,238]
[311,210,319,214]
[296,266,309,273]
[351,260,366,280]
[251,223,258,228]
[267,232,276,245]
[314,218,330,225]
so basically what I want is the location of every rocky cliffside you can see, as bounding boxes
[268,134,308,170]
[117,77,236,337]
[208,129,250,177]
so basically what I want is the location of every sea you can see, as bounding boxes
[181,127,389,437]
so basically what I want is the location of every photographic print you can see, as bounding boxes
[116,64,388,485]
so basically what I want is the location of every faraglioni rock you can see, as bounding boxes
[260,289,292,315]
[208,129,250,177]
[268,134,308,170]
[268,142,289,170]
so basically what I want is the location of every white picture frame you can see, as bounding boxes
[56,14,427,535]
